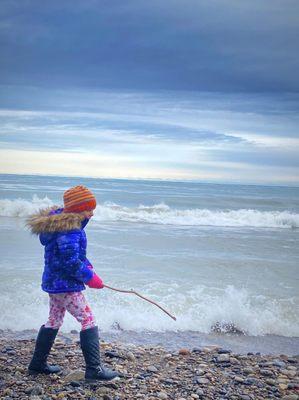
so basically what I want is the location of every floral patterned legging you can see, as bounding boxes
[44,292,96,331]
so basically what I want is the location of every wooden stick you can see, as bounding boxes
[103,284,177,321]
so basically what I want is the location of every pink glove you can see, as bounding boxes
[87,273,104,289]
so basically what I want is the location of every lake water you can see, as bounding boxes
[0,174,298,347]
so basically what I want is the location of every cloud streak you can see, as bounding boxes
[0,89,298,184]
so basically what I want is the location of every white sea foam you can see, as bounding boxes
[0,195,53,217]
[93,202,299,229]
[0,281,298,336]
[0,196,298,229]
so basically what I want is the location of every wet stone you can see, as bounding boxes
[31,386,44,396]
[69,381,81,387]
[161,378,175,385]
[234,376,244,383]
[195,377,209,385]
[218,349,231,354]
[126,351,136,361]
[196,389,204,397]
[230,357,241,364]
[64,370,84,382]
[260,369,274,376]
[103,395,113,400]
[179,348,191,356]
[192,348,202,354]
[24,386,44,395]
[288,383,299,389]
[243,367,254,375]
[244,378,258,386]
[217,354,230,363]
[287,358,298,364]
[157,392,168,399]
[147,365,158,373]
[195,369,205,376]
[105,350,122,359]
[273,360,286,368]
[279,383,288,390]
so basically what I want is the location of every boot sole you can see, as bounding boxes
[28,370,49,376]
[28,369,61,375]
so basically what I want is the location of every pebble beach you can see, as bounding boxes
[1,331,298,400]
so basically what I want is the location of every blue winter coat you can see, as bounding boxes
[27,207,94,293]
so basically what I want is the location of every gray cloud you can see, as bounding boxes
[0,0,298,92]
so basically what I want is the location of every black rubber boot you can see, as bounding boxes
[28,325,61,375]
[80,326,119,381]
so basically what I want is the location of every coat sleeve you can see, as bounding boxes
[56,231,94,283]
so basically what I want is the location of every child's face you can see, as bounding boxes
[81,210,94,219]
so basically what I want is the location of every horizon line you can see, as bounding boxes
[0,172,298,189]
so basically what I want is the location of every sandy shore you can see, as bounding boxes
[0,331,298,400]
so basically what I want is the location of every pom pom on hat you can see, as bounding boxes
[63,185,97,213]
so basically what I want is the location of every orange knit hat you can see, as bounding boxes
[63,185,97,213]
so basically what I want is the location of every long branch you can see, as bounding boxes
[103,284,176,321]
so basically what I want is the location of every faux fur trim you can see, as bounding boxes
[26,206,86,234]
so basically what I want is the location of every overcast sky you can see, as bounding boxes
[0,0,298,184]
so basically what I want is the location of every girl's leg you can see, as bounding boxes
[45,294,67,329]
[29,293,64,374]
[65,292,96,330]
[65,292,118,380]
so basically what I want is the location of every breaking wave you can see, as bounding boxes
[0,195,53,217]
[0,282,298,337]
[0,196,298,229]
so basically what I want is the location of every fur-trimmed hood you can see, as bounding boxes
[26,206,88,235]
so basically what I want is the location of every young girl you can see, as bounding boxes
[27,185,119,381]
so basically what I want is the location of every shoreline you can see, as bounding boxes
[1,328,299,356]
[1,332,298,399]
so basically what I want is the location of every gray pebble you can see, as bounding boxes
[126,351,136,361]
[147,365,158,373]
[272,360,286,368]
[243,367,254,375]
[70,381,81,387]
[234,376,244,383]
[218,349,231,354]
[31,385,44,396]
[260,369,274,376]
[196,377,209,385]
[157,392,168,399]
[217,354,230,363]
